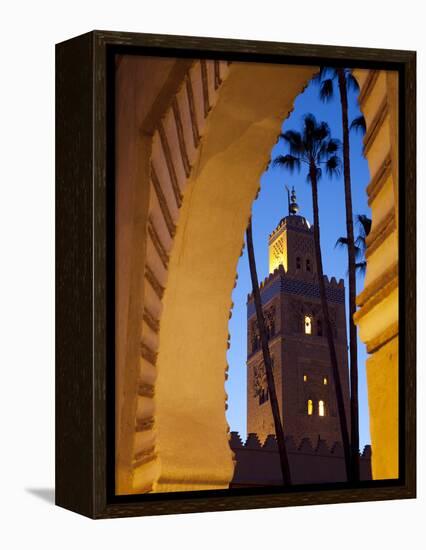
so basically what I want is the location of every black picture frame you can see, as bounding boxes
[56,30,416,519]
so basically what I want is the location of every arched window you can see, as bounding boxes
[306,258,311,272]
[259,388,269,405]
[296,256,301,270]
[303,374,308,382]
[307,399,313,415]
[251,322,259,352]
[319,400,326,417]
[323,376,328,385]
[304,315,312,335]
[266,309,276,338]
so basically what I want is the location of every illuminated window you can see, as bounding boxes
[304,315,312,335]
[323,376,328,385]
[306,258,311,272]
[307,399,313,415]
[319,400,325,417]
[303,374,308,382]
[296,256,301,269]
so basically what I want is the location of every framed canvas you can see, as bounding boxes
[55,30,416,519]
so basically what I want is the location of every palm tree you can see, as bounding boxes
[315,67,363,481]
[353,214,372,273]
[246,219,292,485]
[336,214,372,275]
[273,113,351,480]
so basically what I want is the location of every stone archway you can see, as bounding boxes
[115,57,399,494]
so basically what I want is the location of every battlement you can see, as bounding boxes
[323,275,345,289]
[229,432,372,486]
[246,265,283,302]
[247,270,345,311]
[230,432,371,458]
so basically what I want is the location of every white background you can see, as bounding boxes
[0,1,424,548]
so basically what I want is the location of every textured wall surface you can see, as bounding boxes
[116,57,316,493]
[353,70,399,480]
[230,432,371,486]
[247,217,349,447]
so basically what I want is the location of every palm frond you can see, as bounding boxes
[279,130,304,156]
[320,67,338,80]
[353,244,363,260]
[302,114,318,154]
[327,138,340,154]
[272,154,301,173]
[303,113,317,135]
[350,115,366,135]
[314,121,331,143]
[277,113,341,186]
[318,137,340,161]
[335,236,349,248]
[355,235,366,252]
[319,78,334,102]
[325,154,341,177]
[356,213,372,237]
[355,261,367,275]
[335,238,362,264]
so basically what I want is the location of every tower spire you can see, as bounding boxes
[289,186,299,215]
[285,185,291,216]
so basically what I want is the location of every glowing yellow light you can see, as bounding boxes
[307,399,313,415]
[304,315,312,335]
[303,374,307,382]
[319,400,325,417]
[323,376,328,385]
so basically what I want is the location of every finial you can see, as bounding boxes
[285,185,291,215]
[289,186,299,215]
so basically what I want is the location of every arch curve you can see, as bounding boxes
[116,56,316,494]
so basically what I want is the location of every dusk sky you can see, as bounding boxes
[225,69,372,449]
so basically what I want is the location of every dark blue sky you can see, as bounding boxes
[226,73,372,449]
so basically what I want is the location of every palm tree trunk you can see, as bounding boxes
[337,68,360,482]
[246,219,292,485]
[309,163,352,480]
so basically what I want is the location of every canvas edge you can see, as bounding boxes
[55,30,416,520]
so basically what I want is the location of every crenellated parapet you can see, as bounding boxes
[247,269,345,316]
[232,431,370,457]
[246,265,284,302]
[323,275,345,289]
[229,432,372,486]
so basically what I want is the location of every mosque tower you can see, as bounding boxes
[246,187,350,447]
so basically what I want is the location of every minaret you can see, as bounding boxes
[247,188,350,447]
[268,186,312,274]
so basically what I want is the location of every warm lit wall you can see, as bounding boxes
[353,69,399,480]
[116,59,399,494]
[116,57,316,494]
[153,62,317,492]
[115,55,184,494]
